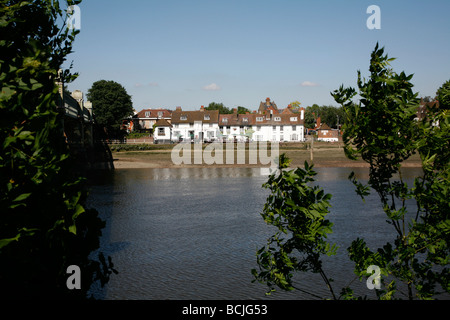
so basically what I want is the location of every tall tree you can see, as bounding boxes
[0,0,115,299]
[87,80,133,138]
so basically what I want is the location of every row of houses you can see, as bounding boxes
[128,98,341,143]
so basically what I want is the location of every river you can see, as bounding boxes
[85,166,442,300]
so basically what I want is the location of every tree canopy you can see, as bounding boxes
[87,80,133,137]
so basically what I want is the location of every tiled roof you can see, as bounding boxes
[318,123,332,130]
[258,98,279,114]
[136,109,172,119]
[154,118,172,127]
[219,112,304,126]
[171,108,219,124]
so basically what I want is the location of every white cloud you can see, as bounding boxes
[202,83,221,91]
[300,81,320,87]
[134,82,159,88]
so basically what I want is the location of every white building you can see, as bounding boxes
[218,105,305,142]
[153,118,173,144]
[171,106,220,142]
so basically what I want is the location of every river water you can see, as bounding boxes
[85,166,440,300]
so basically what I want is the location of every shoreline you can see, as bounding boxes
[111,149,423,170]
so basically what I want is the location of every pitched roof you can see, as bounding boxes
[154,118,172,127]
[171,108,219,124]
[258,98,279,114]
[220,112,304,126]
[318,123,332,130]
[136,109,172,119]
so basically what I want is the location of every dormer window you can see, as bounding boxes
[256,117,263,122]
[180,115,187,121]
[222,118,228,123]
[157,111,163,118]
[242,117,248,123]
[204,115,210,121]
[290,117,298,122]
[274,117,281,121]
[145,112,150,117]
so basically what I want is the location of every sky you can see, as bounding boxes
[63,0,450,112]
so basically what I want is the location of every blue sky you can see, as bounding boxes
[64,0,450,112]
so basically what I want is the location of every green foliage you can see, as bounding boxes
[304,104,345,129]
[0,0,115,299]
[205,102,233,114]
[87,80,133,138]
[331,43,449,300]
[436,79,450,110]
[252,158,338,299]
[237,106,251,114]
[254,44,449,301]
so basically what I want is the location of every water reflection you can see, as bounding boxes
[86,166,439,300]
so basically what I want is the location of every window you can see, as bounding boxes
[290,117,298,122]
[180,115,187,121]
[174,124,179,128]
[257,126,261,131]
[242,117,248,123]
[272,126,277,131]
[158,127,165,136]
[145,112,150,117]
[157,111,163,118]
[222,118,228,124]
[204,115,210,120]
[292,125,297,131]
[280,126,284,132]
[256,117,263,122]
[274,117,281,121]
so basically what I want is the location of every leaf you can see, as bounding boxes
[13,193,31,202]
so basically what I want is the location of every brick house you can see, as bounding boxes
[317,123,339,142]
[134,108,172,132]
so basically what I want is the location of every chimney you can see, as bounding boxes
[176,106,182,111]
[200,105,205,111]
[300,107,305,120]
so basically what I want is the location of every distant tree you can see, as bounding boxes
[289,100,302,112]
[87,80,133,138]
[304,105,345,129]
[206,102,232,114]
[237,106,251,114]
[436,79,450,109]
[421,96,434,103]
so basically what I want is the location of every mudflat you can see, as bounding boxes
[110,142,422,169]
